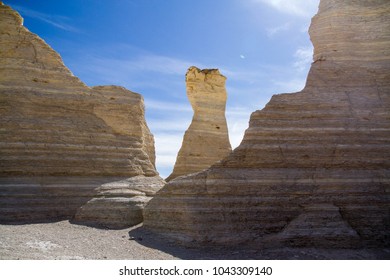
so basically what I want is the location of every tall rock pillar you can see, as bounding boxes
[166,66,232,181]
[145,0,390,248]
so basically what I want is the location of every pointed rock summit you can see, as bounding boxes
[166,66,232,181]
[0,3,164,227]
[144,0,390,247]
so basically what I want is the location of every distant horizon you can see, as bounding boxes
[4,0,320,178]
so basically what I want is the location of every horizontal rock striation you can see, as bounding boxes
[166,66,231,181]
[0,176,124,223]
[0,2,161,224]
[144,0,390,248]
[73,176,165,229]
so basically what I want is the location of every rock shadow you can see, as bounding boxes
[127,225,390,260]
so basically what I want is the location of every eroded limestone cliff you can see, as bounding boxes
[0,2,164,226]
[166,66,232,181]
[144,0,390,247]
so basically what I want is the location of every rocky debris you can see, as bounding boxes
[0,2,161,224]
[166,66,232,181]
[144,0,390,248]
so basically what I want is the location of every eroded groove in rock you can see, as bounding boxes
[0,2,162,225]
[144,0,390,248]
[166,66,232,181]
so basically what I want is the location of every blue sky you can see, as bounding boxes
[5,0,320,178]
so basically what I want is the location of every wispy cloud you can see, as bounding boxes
[87,53,199,77]
[293,46,313,72]
[271,78,307,93]
[67,46,312,177]
[11,5,80,32]
[266,22,292,37]
[252,0,319,18]
[132,55,201,76]
[153,127,189,178]
[220,65,279,85]
[154,132,184,178]
[226,107,253,148]
[144,98,193,178]
[145,99,192,113]
[70,51,201,88]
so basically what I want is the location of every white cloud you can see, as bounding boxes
[272,78,307,93]
[130,55,200,76]
[253,0,319,18]
[221,66,271,85]
[293,46,313,72]
[226,107,252,148]
[145,99,192,113]
[145,99,192,178]
[69,52,203,98]
[82,54,198,79]
[154,132,184,178]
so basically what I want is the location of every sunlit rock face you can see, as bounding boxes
[0,2,163,225]
[144,0,390,248]
[166,66,232,181]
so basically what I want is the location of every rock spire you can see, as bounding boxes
[166,66,232,181]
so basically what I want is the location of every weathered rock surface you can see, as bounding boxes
[0,2,162,225]
[144,0,390,248]
[166,66,231,181]
[266,204,361,248]
[73,176,165,229]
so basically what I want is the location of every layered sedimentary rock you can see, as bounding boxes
[145,0,390,247]
[73,176,164,229]
[166,66,231,181]
[0,2,162,225]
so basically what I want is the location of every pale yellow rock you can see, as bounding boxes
[166,66,232,181]
[0,2,86,92]
[0,3,162,225]
[91,86,156,169]
[144,0,390,248]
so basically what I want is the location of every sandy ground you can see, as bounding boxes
[0,221,178,260]
[0,221,389,260]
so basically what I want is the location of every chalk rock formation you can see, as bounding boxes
[74,176,164,229]
[166,66,231,181]
[144,0,390,248]
[0,2,163,225]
